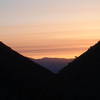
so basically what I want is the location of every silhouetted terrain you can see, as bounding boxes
[32,57,73,73]
[56,41,100,99]
[0,41,100,100]
[0,42,54,99]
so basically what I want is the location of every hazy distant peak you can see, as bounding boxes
[33,58,73,73]
[35,57,72,60]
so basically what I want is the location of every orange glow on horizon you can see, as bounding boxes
[8,39,98,59]
[0,0,100,58]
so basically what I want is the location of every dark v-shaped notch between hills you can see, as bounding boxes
[0,41,100,74]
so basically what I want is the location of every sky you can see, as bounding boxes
[0,0,100,58]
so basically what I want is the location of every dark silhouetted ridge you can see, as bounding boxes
[57,41,100,99]
[0,42,54,99]
[60,41,100,74]
[0,41,53,73]
[1,41,100,99]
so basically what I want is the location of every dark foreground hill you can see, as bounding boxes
[57,41,100,99]
[0,41,100,100]
[0,42,54,100]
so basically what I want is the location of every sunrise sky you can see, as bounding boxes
[0,0,100,58]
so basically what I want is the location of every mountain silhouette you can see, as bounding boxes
[0,42,54,99]
[0,41,100,100]
[32,57,73,73]
[57,41,100,99]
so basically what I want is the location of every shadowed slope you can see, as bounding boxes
[58,41,100,99]
[0,42,54,99]
[0,42,53,77]
[60,41,100,78]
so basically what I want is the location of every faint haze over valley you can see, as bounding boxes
[32,57,73,73]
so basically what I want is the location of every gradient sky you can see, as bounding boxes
[0,0,100,58]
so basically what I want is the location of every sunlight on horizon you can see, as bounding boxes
[0,0,100,58]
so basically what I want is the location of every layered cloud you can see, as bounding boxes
[0,0,100,58]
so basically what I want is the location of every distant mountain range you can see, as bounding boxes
[0,41,100,100]
[32,57,73,73]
